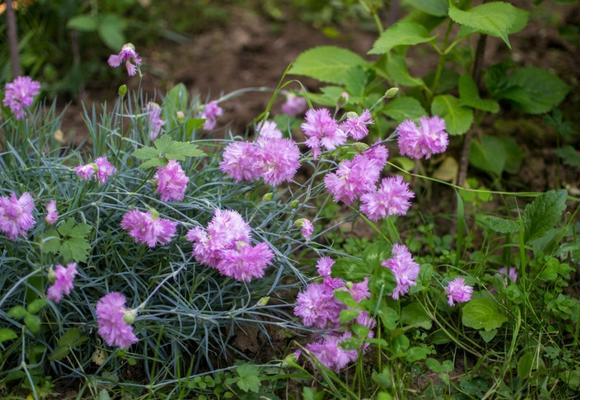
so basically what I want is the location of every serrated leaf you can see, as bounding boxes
[369,21,435,54]
[344,66,368,97]
[334,290,359,308]
[382,97,427,121]
[236,364,261,393]
[479,329,497,343]
[289,46,367,84]
[0,328,17,343]
[476,215,519,234]
[405,346,433,362]
[40,229,61,254]
[67,15,98,32]
[133,146,160,160]
[379,51,424,87]
[339,309,360,324]
[555,146,579,167]
[523,190,568,242]
[404,0,448,16]
[139,158,167,169]
[449,2,529,48]
[462,297,507,331]
[459,75,500,113]
[431,95,473,135]
[61,237,91,262]
[49,328,88,361]
[163,141,204,160]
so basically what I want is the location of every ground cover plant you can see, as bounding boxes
[0,0,579,399]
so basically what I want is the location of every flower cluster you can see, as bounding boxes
[75,156,116,184]
[445,277,473,306]
[0,192,36,240]
[341,110,373,140]
[121,209,178,248]
[154,160,189,202]
[301,108,347,159]
[220,121,301,186]
[108,43,142,76]
[360,176,414,221]
[202,101,223,130]
[281,92,307,116]
[47,263,77,303]
[186,209,274,281]
[96,292,139,349]
[396,116,449,160]
[498,267,518,283]
[2,76,41,119]
[305,332,358,372]
[381,244,420,299]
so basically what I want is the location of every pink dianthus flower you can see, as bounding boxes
[0,192,36,240]
[121,209,177,248]
[381,244,420,299]
[45,199,59,225]
[220,141,263,182]
[306,332,358,371]
[96,292,139,349]
[47,263,77,303]
[257,120,283,140]
[282,93,307,116]
[108,43,142,76]
[301,108,346,159]
[147,102,164,141]
[3,76,41,119]
[155,160,189,202]
[75,156,116,184]
[396,116,449,159]
[445,277,473,306]
[324,151,383,205]
[341,110,373,140]
[202,101,223,131]
[217,242,274,282]
[498,267,518,283]
[316,256,334,277]
[360,176,414,221]
[255,137,301,185]
[299,218,314,240]
[294,282,344,329]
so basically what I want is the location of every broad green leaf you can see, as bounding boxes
[98,15,126,51]
[236,364,261,393]
[517,352,535,379]
[497,136,523,174]
[399,302,432,329]
[379,52,424,87]
[431,95,473,135]
[459,75,500,113]
[372,367,393,388]
[404,0,448,17]
[344,66,368,97]
[163,140,204,160]
[449,2,529,48]
[405,345,433,362]
[289,46,367,84]
[479,329,497,343]
[334,290,359,308]
[499,67,570,114]
[61,237,91,262]
[132,146,160,160]
[49,328,88,361]
[522,190,567,242]
[469,135,507,176]
[476,215,520,234]
[139,158,167,169]
[40,229,61,254]
[305,86,345,107]
[0,328,17,343]
[462,297,507,331]
[377,305,399,331]
[67,15,98,32]
[382,97,426,121]
[369,21,435,54]
[339,309,360,324]
[555,146,579,168]
[163,83,189,123]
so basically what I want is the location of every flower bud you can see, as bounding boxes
[294,218,306,228]
[47,268,56,283]
[257,296,270,306]
[123,309,137,325]
[282,352,300,368]
[290,200,299,209]
[337,91,350,107]
[352,142,370,152]
[176,111,185,122]
[345,111,359,119]
[384,87,399,99]
[262,192,273,202]
[118,84,128,97]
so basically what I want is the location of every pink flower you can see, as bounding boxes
[0,192,36,240]
[3,76,41,119]
[155,160,189,202]
[45,200,59,225]
[186,209,273,281]
[381,244,420,299]
[202,101,223,131]
[121,209,177,248]
[255,137,301,186]
[341,110,373,140]
[445,277,473,306]
[360,176,414,221]
[301,108,346,158]
[294,282,344,329]
[282,93,307,116]
[316,256,334,277]
[257,121,283,140]
[324,150,383,205]
[362,143,389,171]
[498,267,518,283]
[349,278,370,302]
[47,263,77,303]
[298,218,313,240]
[75,157,116,184]
[396,116,449,160]
[306,332,358,371]
[96,292,139,349]
[108,43,142,76]
[220,141,262,182]
[147,102,164,141]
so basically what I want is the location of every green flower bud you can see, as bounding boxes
[118,84,128,97]
[290,200,299,209]
[282,353,300,368]
[123,309,137,325]
[294,218,306,228]
[337,91,350,107]
[384,87,399,99]
[345,111,359,119]
[176,111,185,122]
[47,268,56,283]
[262,192,273,202]
[257,296,270,306]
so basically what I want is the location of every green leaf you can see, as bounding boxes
[0,328,17,344]
[405,346,433,362]
[98,15,126,51]
[523,190,568,242]
[459,75,500,113]
[555,146,580,168]
[431,95,473,135]
[139,158,167,169]
[289,46,367,84]
[399,302,432,330]
[132,146,160,160]
[369,21,435,54]
[377,305,399,331]
[163,83,189,123]
[40,229,61,254]
[27,299,47,314]
[8,306,28,320]
[334,290,359,308]
[449,2,529,48]
[339,309,360,324]
[517,352,535,379]
[67,15,98,32]
[61,237,91,262]
[462,297,507,331]
[382,97,427,122]
[404,0,448,16]
[24,314,42,333]
[344,66,368,97]
[498,67,570,114]
[479,329,497,343]
[497,136,523,174]
[372,367,393,388]
[236,364,261,393]
[476,215,520,234]
[469,135,507,176]
[377,51,424,87]
[163,141,204,160]
[49,328,88,361]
